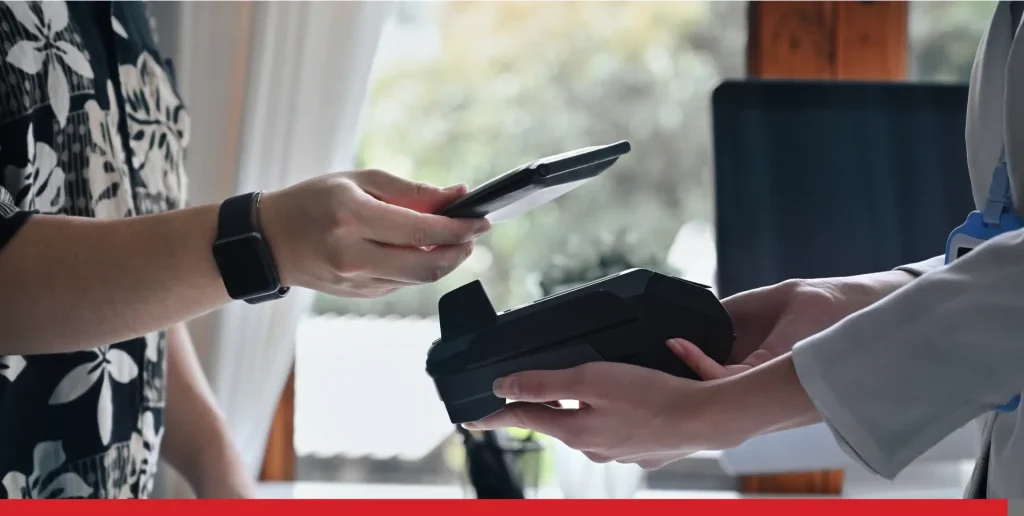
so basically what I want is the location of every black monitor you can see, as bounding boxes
[711,80,974,297]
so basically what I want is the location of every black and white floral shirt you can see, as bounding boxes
[0,1,190,499]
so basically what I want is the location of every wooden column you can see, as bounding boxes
[741,0,908,496]
[260,365,296,481]
[749,1,908,80]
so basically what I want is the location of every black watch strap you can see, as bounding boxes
[216,192,290,304]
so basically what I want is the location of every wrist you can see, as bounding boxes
[817,269,915,315]
[702,354,822,448]
[211,191,293,303]
[257,189,297,288]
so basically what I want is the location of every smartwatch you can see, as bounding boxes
[212,191,290,304]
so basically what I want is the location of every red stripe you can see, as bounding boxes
[0,499,1009,516]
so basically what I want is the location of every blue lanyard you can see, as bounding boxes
[945,147,1023,413]
[983,149,1015,227]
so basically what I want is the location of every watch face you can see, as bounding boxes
[214,233,280,298]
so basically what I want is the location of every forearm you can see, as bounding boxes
[162,323,253,498]
[0,206,230,355]
[711,354,822,447]
[817,269,918,313]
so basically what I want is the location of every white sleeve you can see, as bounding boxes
[791,229,1024,479]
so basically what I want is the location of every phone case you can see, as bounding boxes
[440,141,631,222]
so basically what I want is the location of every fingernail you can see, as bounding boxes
[667,339,685,352]
[446,183,467,193]
[493,376,517,398]
[461,422,479,430]
[473,221,492,235]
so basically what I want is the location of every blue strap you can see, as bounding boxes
[983,149,1015,226]
[997,395,1021,412]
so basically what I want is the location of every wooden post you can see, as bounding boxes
[260,365,296,481]
[742,0,908,496]
[749,1,908,80]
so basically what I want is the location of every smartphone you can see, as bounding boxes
[440,141,631,222]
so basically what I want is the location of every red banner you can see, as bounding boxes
[0,499,1009,516]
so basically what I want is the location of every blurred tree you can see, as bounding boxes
[909,1,995,82]
[316,1,746,316]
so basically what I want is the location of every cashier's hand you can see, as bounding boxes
[670,271,916,381]
[260,169,490,299]
[463,271,916,469]
[463,361,729,469]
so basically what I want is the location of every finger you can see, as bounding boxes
[736,349,775,369]
[351,169,468,214]
[492,364,609,404]
[666,339,731,380]
[463,402,583,444]
[330,285,401,299]
[634,457,672,470]
[583,451,613,464]
[612,449,698,464]
[362,241,474,284]
[359,200,490,248]
[351,277,421,289]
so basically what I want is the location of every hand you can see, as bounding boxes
[464,354,821,471]
[464,272,913,469]
[259,169,490,298]
[463,361,727,469]
[671,271,915,380]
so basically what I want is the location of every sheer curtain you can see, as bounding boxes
[149,0,393,498]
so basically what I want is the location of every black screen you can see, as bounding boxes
[712,80,974,297]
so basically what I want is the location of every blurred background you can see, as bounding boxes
[150,0,1000,499]
[294,0,993,496]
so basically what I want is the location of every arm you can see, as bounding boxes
[725,229,1024,479]
[0,171,487,356]
[0,205,229,355]
[162,323,254,498]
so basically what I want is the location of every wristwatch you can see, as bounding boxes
[212,191,290,304]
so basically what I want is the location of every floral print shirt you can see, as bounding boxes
[0,1,190,499]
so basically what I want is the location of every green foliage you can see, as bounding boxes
[538,230,678,296]
[315,1,745,317]
[910,1,997,83]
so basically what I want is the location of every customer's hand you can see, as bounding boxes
[670,271,916,380]
[260,169,490,298]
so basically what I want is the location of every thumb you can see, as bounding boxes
[420,183,469,214]
[667,339,749,380]
[352,169,468,213]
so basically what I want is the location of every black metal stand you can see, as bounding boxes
[458,426,544,499]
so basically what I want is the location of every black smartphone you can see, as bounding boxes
[440,141,632,222]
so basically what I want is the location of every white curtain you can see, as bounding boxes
[149,0,393,498]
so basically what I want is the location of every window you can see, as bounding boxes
[908,1,996,83]
[294,0,747,495]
